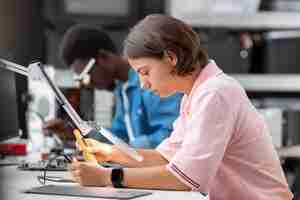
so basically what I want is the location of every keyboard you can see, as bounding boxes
[18,158,68,171]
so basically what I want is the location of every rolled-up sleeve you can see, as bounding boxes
[165,91,236,193]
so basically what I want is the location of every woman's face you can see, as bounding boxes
[128,55,178,97]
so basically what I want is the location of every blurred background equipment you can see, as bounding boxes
[197,29,253,73]
[0,68,20,141]
[260,31,300,73]
[28,66,56,122]
[0,65,27,166]
[260,0,300,12]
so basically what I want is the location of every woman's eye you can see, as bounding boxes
[140,70,149,76]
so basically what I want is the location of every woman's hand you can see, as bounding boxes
[73,130,168,168]
[84,138,114,163]
[73,129,114,163]
[69,158,111,186]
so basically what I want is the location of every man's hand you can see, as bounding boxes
[69,158,112,186]
[43,118,74,140]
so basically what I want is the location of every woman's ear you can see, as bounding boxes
[164,50,178,67]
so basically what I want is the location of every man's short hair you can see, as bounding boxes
[60,24,117,66]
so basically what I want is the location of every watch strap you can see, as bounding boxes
[111,167,124,188]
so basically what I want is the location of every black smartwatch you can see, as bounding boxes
[111,167,124,188]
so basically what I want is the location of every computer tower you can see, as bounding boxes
[260,0,300,12]
[283,110,300,146]
[197,29,252,74]
[261,31,300,73]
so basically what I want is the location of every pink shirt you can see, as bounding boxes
[157,61,293,200]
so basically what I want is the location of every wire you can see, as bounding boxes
[37,153,72,185]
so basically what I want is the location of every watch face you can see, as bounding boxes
[111,168,124,188]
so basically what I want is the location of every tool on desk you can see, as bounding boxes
[0,58,143,162]
[18,158,69,171]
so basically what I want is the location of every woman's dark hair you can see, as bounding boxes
[123,14,208,76]
[60,24,117,66]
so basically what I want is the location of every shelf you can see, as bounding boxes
[232,74,300,92]
[175,12,300,30]
[54,69,300,93]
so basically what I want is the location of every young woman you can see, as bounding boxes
[69,14,293,200]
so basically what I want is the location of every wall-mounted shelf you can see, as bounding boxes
[232,74,300,93]
[176,12,300,30]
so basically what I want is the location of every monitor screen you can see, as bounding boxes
[0,68,20,141]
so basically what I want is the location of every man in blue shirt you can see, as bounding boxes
[45,24,182,148]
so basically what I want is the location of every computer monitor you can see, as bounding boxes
[0,68,20,141]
